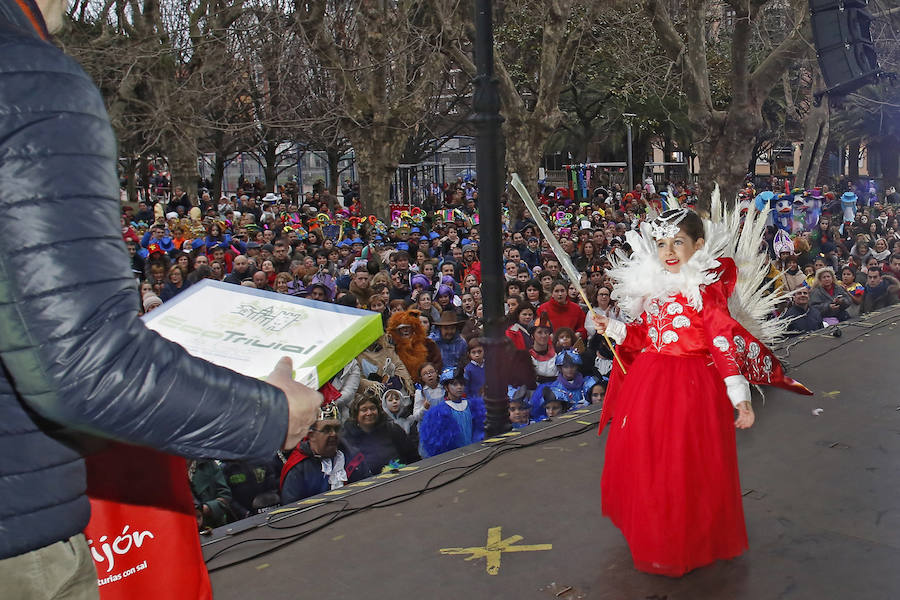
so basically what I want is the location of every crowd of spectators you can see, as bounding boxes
[123,177,900,530]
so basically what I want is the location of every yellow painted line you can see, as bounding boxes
[536,458,545,463]
[572,409,590,414]
[483,437,504,443]
[324,489,349,496]
[558,414,578,419]
[822,390,841,398]
[440,526,552,575]
[375,472,398,479]
[297,498,324,505]
[332,535,344,541]
[346,480,376,487]
[500,431,521,437]
[255,563,270,571]
[576,420,592,425]
[399,466,420,471]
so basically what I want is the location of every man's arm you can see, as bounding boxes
[0,39,289,462]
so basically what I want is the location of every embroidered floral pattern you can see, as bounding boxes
[713,336,730,351]
[672,315,691,329]
[666,302,684,315]
[661,330,679,344]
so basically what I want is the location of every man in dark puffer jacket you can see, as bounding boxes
[0,1,322,597]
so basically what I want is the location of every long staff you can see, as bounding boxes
[510,173,627,375]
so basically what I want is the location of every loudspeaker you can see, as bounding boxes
[810,0,880,95]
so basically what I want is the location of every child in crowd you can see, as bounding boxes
[530,312,557,383]
[412,362,443,423]
[382,388,413,434]
[418,367,485,457]
[508,387,533,429]
[536,350,595,418]
[588,381,606,406]
[463,337,486,398]
[540,387,569,419]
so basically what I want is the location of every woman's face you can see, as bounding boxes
[568,284,578,300]
[596,287,611,306]
[177,255,189,270]
[210,262,223,279]
[841,269,855,285]
[369,299,386,313]
[169,269,182,285]
[262,260,275,273]
[526,286,541,302]
[465,274,477,288]
[437,293,450,307]
[276,278,289,294]
[556,332,573,349]
[533,327,550,348]
[140,282,152,297]
[875,239,887,252]
[583,241,594,256]
[418,293,432,309]
[356,401,379,428]
[518,308,534,327]
[506,297,519,314]
[819,271,834,287]
[418,315,431,332]
[423,263,435,278]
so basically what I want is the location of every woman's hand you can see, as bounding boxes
[591,311,609,334]
[734,401,755,429]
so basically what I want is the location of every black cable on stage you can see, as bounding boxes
[776,310,899,370]
[204,418,600,570]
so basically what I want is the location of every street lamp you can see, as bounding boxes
[623,113,636,192]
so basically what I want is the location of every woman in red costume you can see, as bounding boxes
[592,206,810,577]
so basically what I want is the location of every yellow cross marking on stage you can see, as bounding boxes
[440,526,552,575]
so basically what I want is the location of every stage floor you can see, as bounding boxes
[204,306,900,599]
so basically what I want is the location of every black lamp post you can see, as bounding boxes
[471,0,508,435]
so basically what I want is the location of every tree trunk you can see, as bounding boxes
[169,133,199,203]
[263,142,278,193]
[848,140,860,181]
[879,140,900,190]
[125,157,138,204]
[351,131,406,220]
[212,152,226,199]
[794,101,829,189]
[695,108,761,213]
[504,131,545,220]
[326,147,341,195]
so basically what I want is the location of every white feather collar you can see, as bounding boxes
[609,221,724,321]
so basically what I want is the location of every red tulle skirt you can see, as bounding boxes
[601,352,748,577]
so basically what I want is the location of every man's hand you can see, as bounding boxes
[735,401,755,429]
[267,357,322,449]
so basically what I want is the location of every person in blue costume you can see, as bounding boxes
[530,350,596,421]
[418,367,485,457]
[508,386,534,429]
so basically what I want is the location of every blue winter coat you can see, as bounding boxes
[0,1,287,559]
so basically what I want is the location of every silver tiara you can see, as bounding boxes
[650,208,690,240]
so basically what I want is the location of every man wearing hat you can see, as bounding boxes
[279,402,370,504]
[428,312,468,369]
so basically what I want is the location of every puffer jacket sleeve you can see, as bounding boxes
[0,37,287,462]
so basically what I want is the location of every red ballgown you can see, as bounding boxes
[599,258,809,576]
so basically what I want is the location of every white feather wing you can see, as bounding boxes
[708,185,789,345]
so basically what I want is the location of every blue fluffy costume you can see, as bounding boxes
[418,395,486,457]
